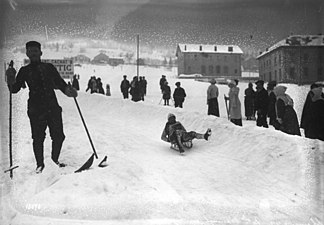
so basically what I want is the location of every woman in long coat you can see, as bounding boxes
[226,80,242,126]
[244,82,255,120]
[207,78,220,117]
[303,84,324,141]
[273,85,300,136]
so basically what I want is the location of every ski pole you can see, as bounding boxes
[224,94,230,120]
[5,60,19,179]
[73,96,98,159]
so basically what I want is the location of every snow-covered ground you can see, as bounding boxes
[1,48,324,225]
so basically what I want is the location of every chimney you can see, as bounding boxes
[228,46,233,52]
[199,45,202,51]
[184,45,187,51]
[266,48,269,51]
[259,51,263,55]
[214,46,217,51]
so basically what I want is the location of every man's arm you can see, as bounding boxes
[48,63,67,93]
[8,67,25,93]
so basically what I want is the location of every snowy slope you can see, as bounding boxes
[1,58,323,225]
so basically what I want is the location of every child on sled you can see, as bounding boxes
[161,113,211,154]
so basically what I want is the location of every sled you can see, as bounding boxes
[170,140,193,151]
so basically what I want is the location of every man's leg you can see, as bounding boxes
[174,130,185,153]
[29,113,47,169]
[48,107,65,165]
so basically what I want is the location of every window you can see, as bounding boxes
[224,66,229,74]
[303,67,308,77]
[201,65,206,75]
[303,53,309,62]
[279,69,282,81]
[216,65,221,74]
[224,56,227,62]
[289,67,295,79]
[279,54,281,65]
[187,66,191,73]
[234,69,238,74]
[274,56,277,66]
[318,67,323,80]
[209,65,214,74]
[275,70,277,80]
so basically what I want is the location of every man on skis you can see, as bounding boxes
[161,113,211,154]
[6,41,78,173]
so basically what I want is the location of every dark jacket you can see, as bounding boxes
[162,85,171,100]
[72,76,79,91]
[161,121,186,143]
[306,99,324,141]
[173,87,186,102]
[120,79,130,92]
[275,98,301,136]
[10,62,67,113]
[254,88,269,114]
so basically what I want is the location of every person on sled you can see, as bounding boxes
[161,113,211,154]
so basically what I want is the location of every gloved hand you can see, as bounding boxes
[6,60,16,86]
[65,85,78,98]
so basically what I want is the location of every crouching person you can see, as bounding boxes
[161,113,211,154]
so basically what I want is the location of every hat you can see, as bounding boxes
[26,41,41,49]
[228,80,236,86]
[255,80,264,85]
[167,113,176,120]
[175,82,180,86]
[210,78,216,84]
[310,82,323,90]
[162,75,166,77]
[274,85,287,96]
[268,80,277,87]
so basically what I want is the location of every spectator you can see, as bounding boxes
[120,75,130,99]
[162,81,171,106]
[267,81,277,127]
[301,83,324,140]
[207,78,219,117]
[254,80,269,128]
[106,84,111,96]
[244,82,255,120]
[72,74,80,91]
[96,77,104,94]
[225,80,242,126]
[273,85,300,136]
[173,82,186,108]
[159,75,167,93]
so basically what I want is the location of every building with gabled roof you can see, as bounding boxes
[176,44,243,78]
[257,35,324,84]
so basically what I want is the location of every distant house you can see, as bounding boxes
[176,44,243,78]
[92,53,109,64]
[72,54,91,64]
[108,57,124,66]
[257,35,324,84]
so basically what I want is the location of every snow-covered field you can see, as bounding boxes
[1,48,324,225]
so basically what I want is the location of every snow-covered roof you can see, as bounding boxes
[257,35,324,58]
[177,44,243,54]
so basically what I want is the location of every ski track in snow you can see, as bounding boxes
[0,57,323,224]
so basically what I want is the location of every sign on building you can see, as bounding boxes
[24,59,74,79]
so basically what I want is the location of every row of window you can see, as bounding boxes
[261,52,315,70]
[187,65,238,75]
[264,66,323,81]
[185,54,240,62]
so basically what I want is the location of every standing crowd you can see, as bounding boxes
[207,78,324,141]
